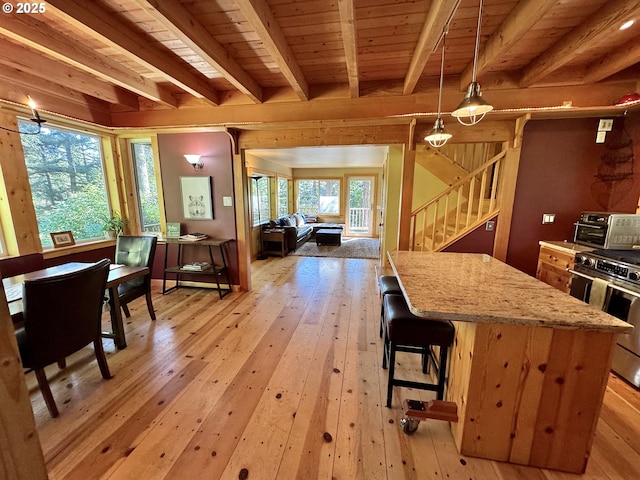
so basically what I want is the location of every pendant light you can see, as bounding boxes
[452,0,493,126]
[425,26,452,148]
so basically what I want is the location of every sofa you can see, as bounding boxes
[267,212,313,252]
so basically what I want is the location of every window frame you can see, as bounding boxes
[295,178,342,216]
[129,138,163,236]
[277,176,290,217]
[251,176,271,227]
[19,118,115,249]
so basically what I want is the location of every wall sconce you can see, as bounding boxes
[0,95,47,135]
[184,154,204,171]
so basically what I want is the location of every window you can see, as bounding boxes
[131,141,161,234]
[19,121,111,247]
[277,177,289,216]
[251,176,270,226]
[296,179,340,215]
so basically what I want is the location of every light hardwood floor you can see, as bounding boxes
[23,255,640,479]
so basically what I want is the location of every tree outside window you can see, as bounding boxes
[251,176,270,226]
[296,179,340,215]
[19,121,111,247]
[131,142,161,234]
[277,177,289,216]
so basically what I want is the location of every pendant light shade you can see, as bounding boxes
[453,0,492,126]
[425,26,451,148]
[451,81,493,126]
[425,117,452,148]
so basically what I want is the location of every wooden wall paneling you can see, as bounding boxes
[0,282,48,480]
[0,112,41,255]
[452,320,616,474]
[528,329,614,473]
[447,320,476,450]
[398,147,415,250]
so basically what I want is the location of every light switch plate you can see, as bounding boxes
[486,220,495,231]
[596,131,607,143]
[598,119,614,131]
[223,196,233,206]
[542,213,556,224]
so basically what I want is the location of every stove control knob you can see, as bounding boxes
[583,258,595,267]
[630,272,640,281]
[575,256,586,265]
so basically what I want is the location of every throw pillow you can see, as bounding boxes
[285,216,295,227]
[293,213,305,227]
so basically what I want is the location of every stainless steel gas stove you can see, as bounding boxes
[570,249,640,388]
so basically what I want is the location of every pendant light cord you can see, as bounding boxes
[472,0,483,83]
[436,26,448,117]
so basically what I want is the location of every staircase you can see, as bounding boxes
[410,147,505,251]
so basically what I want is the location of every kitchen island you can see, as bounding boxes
[387,251,632,474]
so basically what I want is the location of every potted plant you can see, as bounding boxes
[102,212,127,239]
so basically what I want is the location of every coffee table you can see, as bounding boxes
[315,228,342,246]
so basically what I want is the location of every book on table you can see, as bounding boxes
[181,261,211,271]
[179,232,208,241]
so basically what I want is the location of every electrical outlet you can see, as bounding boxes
[486,220,495,231]
[223,196,233,206]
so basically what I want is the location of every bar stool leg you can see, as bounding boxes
[436,346,448,400]
[386,343,396,408]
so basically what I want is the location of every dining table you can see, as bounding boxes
[3,261,149,350]
[387,250,632,474]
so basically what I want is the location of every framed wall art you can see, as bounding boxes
[180,176,214,220]
[50,230,76,248]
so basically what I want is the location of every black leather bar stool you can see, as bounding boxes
[378,275,402,337]
[382,293,455,408]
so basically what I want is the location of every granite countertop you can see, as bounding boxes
[387,251,632,334]
[539,240,594,255]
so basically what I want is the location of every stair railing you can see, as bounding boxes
[410,149,506,251]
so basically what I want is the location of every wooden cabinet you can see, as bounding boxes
[536,244,577,294]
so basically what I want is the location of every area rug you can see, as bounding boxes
[290,237,380,259]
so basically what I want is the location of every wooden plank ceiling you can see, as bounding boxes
[0,0,639,128]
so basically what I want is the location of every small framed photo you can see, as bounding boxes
[50,230,75,248]
[166,222,181,238]
[181,176,214,220]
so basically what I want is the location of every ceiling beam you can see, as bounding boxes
[460,0,558,89]
[235,0,309,101]
[133,0,263,104]
[337,0,359,98]
[45,0,220,105]
[0,14,177,108]
[584,38,640,84]
[520,0,640,87]
[403,0,461,95]
[0,41,139,109]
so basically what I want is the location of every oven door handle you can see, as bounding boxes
[608,282,640,299]
[566,268,600,282]
[567,268,640,299]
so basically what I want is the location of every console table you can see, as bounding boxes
[162,238,232,299]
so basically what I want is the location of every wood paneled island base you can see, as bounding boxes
[388,251,632,474]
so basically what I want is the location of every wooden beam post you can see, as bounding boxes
[398,145,416,251]
[493,116,529,261]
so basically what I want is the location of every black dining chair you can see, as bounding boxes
[16,259,112,418]
[115,235,158,321]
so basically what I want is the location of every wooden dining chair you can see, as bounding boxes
[115,235,158,320]
[16,259,112,418]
